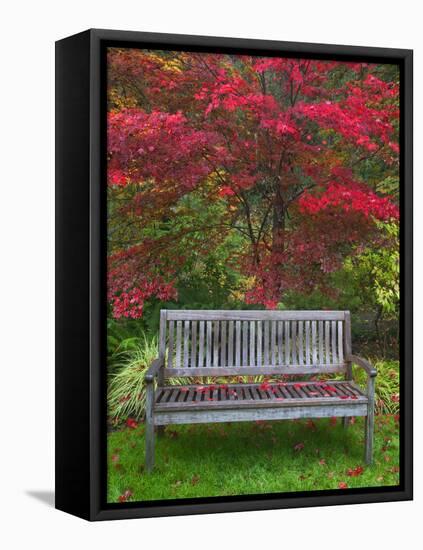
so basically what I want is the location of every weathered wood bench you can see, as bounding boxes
[145,310,376,472]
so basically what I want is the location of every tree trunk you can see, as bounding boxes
[272,183,285,255]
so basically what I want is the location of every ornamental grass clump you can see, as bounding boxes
[108,333,158,422]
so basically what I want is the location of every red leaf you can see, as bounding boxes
[347,465,364,477]
[191,474,201,486]
[338,482,348,489]
[294,442,305,452]
[126,418,138,429]
[118,489,133,502]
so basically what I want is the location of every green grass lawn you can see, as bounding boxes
[107,414,399,503]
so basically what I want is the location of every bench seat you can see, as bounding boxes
[155,380,367,412]
[153,380,368,426]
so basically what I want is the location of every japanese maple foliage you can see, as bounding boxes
[107,48,399,318]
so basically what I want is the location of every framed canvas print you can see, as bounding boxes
[55,29,413,521]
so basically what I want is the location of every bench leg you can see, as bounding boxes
[364,412,374,465]
[145,419,155,473]
[364,376,375,465]
[145,382,155,473]
[343,417,350,429]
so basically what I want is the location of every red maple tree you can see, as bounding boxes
[107,49,399,318]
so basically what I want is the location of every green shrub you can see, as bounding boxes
[353,359,399,415]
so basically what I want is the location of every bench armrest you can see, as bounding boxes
[145,357,164,383]
[346,354,377,378]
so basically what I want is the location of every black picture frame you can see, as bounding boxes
[55,28,413,521]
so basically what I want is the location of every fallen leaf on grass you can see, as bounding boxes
[319,459,326,466]
[172,480,183,488]
[111,454,120,463]
[126,418,138,429]
[347,466,364,477]
[338,482,348,489]
[167,430,179,438]
[118,489,133,503]
[191,475,201,486]
[294,442,305,452]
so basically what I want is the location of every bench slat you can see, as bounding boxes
[167,321,174,368]
[325,320,330,365]
[235,321,241,366]
[191,320,197,368]
[277,321,283,365]
[257,321,262,367]
[183,321,190,368]
[206,321,212,367]
[271,321,277,366]
[318,320,324,364]
[165,310,346,321]
[213,321,219,367]
[227,321,234,366]
[249,321,255,367]
[155,405,368,425]
[298,321,304,365]
[312,321,317,365]
[175,321,182,368]
[242,321,248,366]
[163,364,346,378]
[198,321,205,367]
[284,321,290,365]
[291,321,297,365]
[331,320,338,363]
[264,321,269,365]
[338,321,344,364]
[221,320,226,366]
[305,320,310,365]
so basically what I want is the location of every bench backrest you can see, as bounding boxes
[158,310,352,379]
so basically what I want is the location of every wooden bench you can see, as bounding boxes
[145,310,377,472]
